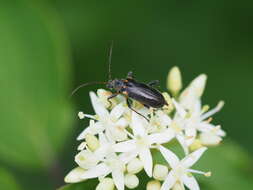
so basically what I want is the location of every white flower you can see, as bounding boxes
[75,150,100,169]
[96,177,115,190]
[159,146,209,190]
[157,99,189,155]
[126,157,143,174]
[149,110,172,133]
[79,133,132,190]
[64,167,86,183]
[77,142,87,151]
[179,74,207,110]
[173,98,225,147]
[146,180,161,190]
[199,126,223,146]
[124,174,139,189]
[85,133,100,151]
[153,164,169,181]
[113,112,174,177]
[81,152,126,190]
[167,66,182,95]
[77,92,128,142]
[65,66,226,190]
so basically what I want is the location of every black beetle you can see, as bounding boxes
[71,43,168,120]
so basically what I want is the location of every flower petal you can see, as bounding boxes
[160,171,176,190]
[77,127,90,141]
[64,167,86,183]
[139,148,153,177]
[90,91,109,117]
[77,121,104,140]
[180,91,201,113]
[197,123,214,133]
[113,140,137,152]
[157,110,172,126]
[172,98,186,118]
[176,134,189,155]
[181,147,207,168]
[199,132,222,146]
[198,123,226,137]
[81,163,110,179]
[159,145,180,169]
[115,118,128,128]
[119,151,138,164]
[185,127,196,146]
[181,174,200,190]
[98,132,108,144]
[131,112,147,136]
[110,103,125,120]
[148,132,173,145]
[112,169,125,190]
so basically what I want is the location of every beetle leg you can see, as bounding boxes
[127,71,134,79]
[126,98,149,122]
[107,93,119,107]
[147,80,159,87]
[143,104,150,108]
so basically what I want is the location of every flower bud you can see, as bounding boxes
[199,132,222,146]
[127,158,143,174]
[64,167,86,183]
[172,182,185,190]
[167,66,182,95]
[153,164,168,181]
[124,174,139,189]
[96,177,115,190]
[75,150,99,169]
[146,180,161,190]
[85,133,100,151]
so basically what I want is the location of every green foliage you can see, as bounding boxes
[58,179,98,190]
[0,0,252,190]
[58,140,253,190]
[0,0,73,169]
[0,168,22,190]
[196,140,253,189]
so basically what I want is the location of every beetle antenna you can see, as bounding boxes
[108,40,113,81]
[70,81,107,97]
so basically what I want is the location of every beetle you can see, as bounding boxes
[71,43,168,121]
[106,72,168,119]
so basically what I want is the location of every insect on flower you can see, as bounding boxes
[71,42,168,121]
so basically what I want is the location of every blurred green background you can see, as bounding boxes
[0,0,253,189]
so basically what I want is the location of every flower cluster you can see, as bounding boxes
[65,67,225,190]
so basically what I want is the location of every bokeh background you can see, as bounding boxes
[0,0,253,189]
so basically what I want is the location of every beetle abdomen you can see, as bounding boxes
[125,80,166,108]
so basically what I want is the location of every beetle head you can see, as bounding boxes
[106,79,124,92]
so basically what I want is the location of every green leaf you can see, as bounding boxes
[59,140,253,190]
[196,140,253,190]
[0,168,22,190]
[0,0,73,169]
[58,179,98,190]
